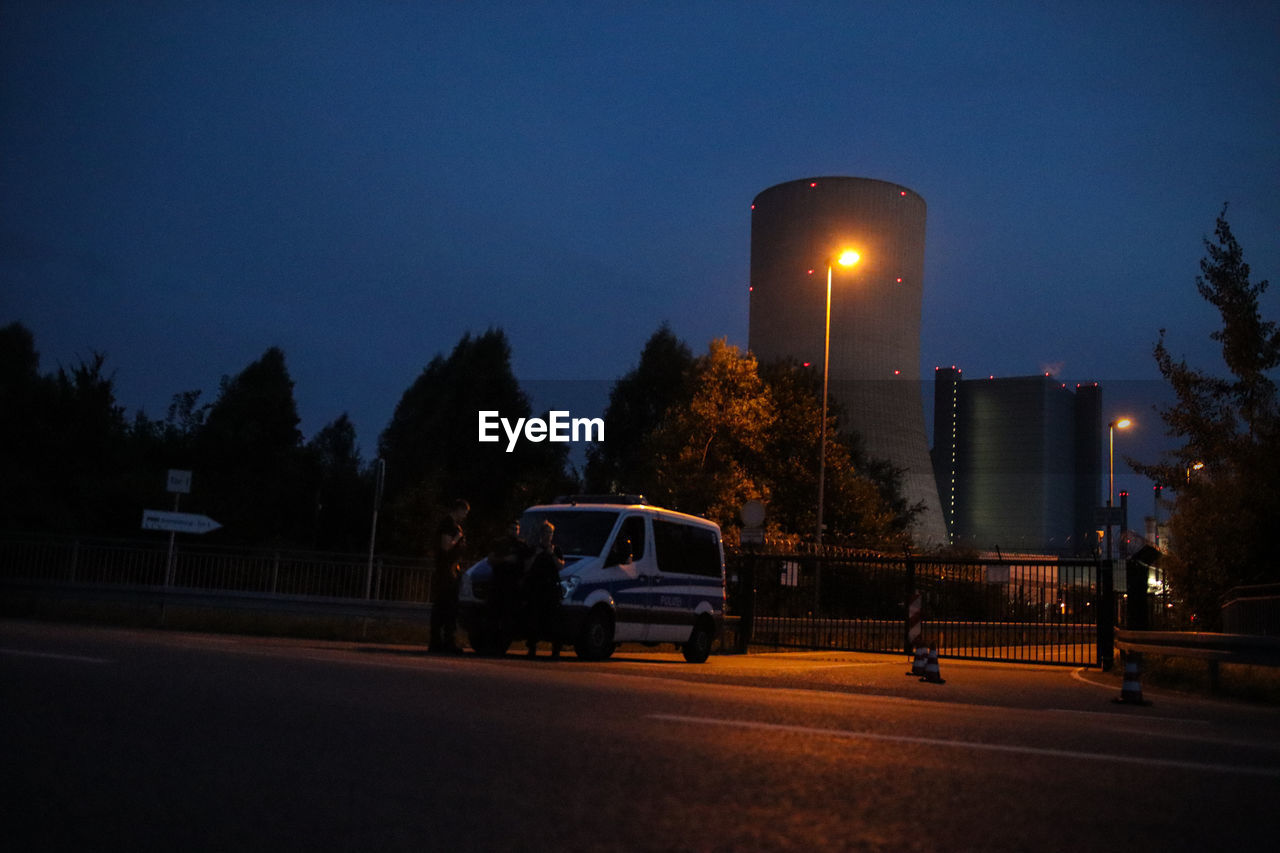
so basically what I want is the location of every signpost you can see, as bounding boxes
[141,510,222,534]
[142,470,221,587]
[740,500,766,546]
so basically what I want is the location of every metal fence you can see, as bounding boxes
[4,533,1186,667]
[728,549,1108,666]
[0,534,435,603]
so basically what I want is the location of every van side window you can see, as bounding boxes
[612,515,646,563]
[653,520,721,577]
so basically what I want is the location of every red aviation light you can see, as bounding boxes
[807,269,815,275]
[810,182,818,187]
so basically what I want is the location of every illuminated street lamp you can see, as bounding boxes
[1106,417,1133,560]
[1108,417,1132,507]
[816,249,860,544]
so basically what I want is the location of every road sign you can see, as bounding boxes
[167,470,192,494]
[141,509,221,534]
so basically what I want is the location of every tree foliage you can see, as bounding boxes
[378,329,573,557]
[1131,207,1280,625]
[193,347,311,545]
[306,413,371,552]
[584,324,692,494]
[586,327,918,548]
[0,323,133,534]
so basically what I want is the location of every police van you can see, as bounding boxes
[457,496,725,662]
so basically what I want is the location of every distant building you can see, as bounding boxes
[932,368,1102,555]
[748,176,947,546]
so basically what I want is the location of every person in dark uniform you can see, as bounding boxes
[523,520,564,658]
[429,499,469,653]
[486,519,532,644]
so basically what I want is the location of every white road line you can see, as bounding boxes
[1071,667,1119,691]
[647,713,1280,778]
[0,649,113,664]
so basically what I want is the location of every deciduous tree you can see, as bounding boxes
[378,329,572,557]
[1132,207,1280,625]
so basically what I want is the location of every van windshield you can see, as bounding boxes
[519,509,620,558]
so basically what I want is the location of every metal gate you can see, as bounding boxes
[728,549,1104,666]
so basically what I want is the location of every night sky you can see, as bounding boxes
[3,2,1277,501]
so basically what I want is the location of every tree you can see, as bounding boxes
[304,413,372,552]
[648,338,775,526]
[584,325,693,495]
[378,329,572,557]
[1131,207,1280,625]
[0,322,49,530]
[195,347,308,545]
[0,323,133,535]
[588,332,918,547]
[759,361,917,550]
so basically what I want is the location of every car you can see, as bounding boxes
[457,496,725,662]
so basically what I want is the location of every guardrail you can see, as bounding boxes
[1115,628,1280,692]
[2,578,433,641]
[1115,628,1280,665]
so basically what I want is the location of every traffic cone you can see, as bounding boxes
[919,646,945,684]
[907,645,928,677]
[1113,651,1150,706]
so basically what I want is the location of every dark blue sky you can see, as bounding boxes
[3,2,1278,499]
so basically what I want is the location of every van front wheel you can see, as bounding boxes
[575,608,615,661]
[682,620,714,663]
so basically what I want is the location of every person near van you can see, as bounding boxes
[487,519,531,641]
[523,520,564,658]
[429,498,469,654]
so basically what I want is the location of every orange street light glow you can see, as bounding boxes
[837,250,860,266]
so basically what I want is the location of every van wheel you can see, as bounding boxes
[682,619,714,663]
[575,608,615,661]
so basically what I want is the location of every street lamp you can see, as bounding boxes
[1107,417,1133,560]
[1108,417,1132,507]
[816,248,860,544]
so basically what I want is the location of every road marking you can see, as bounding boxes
[0,649,113,664]
[1071,667,1119,691]
[647,713,1280,779]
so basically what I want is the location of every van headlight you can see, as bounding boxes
[559,575,580,601]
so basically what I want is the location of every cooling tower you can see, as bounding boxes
[748,176,947,547]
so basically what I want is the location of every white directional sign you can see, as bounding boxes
[141,509,221,534]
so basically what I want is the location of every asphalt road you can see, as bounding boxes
[4,619,1278,852]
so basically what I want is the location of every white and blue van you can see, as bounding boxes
[457,497,725,662]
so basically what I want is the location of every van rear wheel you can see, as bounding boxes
[575,608,615,661]
[682,619,714,663]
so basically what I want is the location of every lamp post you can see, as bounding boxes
[1107,417,1132,560]
[816,249,860,544]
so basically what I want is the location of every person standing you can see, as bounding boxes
[524,520,564,658]
[429,499,469,653]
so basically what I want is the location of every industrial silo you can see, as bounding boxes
[748,176,947,546]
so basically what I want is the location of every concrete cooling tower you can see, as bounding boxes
[748,176,947,547]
